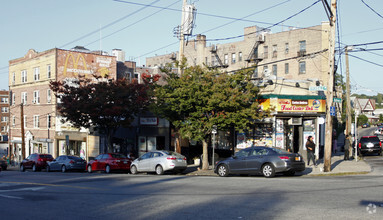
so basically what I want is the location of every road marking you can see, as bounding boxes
[0,181,102,190]
[0,186,45,193]
[0,194,23,199]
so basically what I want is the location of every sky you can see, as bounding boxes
[1,0,382,95]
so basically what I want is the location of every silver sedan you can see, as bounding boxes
[130,151,187,175]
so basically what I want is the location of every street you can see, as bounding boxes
[1,163,383,220]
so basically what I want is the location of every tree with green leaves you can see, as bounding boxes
[152,64,270,170]
[50,76,152,153]
[357,114,368,126]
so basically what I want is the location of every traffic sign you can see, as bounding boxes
[333,98,342,103]
[330,106,336,116]
[309,86,327,91]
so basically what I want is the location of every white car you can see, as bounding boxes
[374,128,383,135]
[130,150,187,175]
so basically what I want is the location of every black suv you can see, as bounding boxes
[358,136,382,156]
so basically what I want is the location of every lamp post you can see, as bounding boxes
[211,125,217,169]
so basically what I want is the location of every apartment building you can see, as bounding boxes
[0,90,9,157]
[146,22,332,160]
[9,48,116,162]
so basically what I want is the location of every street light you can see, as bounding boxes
[212,125,217,169]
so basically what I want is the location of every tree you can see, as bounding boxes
[50,76,152,152]
[152,64,270,170]
[357,114,368,126]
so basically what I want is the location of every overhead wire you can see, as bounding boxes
[360,0,383,20]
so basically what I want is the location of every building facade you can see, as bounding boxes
[0,90,9,157]
[146,23,332,159]
[8,48,117,163]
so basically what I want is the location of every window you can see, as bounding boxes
[1,116,7,122]
[238,52,242,61]
[263,65,269,76]
[263,46,268,59]
[47,89,52,103]
[272,45,277,58]
[33,115,40,128]
[21,92,27,104]
[21,70,27,83]
[47,65,51,79]
[272,64,277,75]
[211,55,217,66]
[12,93,15,105]
[12,116,15,127]
[231,53,236,64]
[285,63,289,74]
[285,43,289,54]
[1,97,8,103]
[1,107,8,113]
[34,67,40,81]
[299,61,306,74]
[24,116,27,128]
[253,67,259,78]
[1,127,6,132]
[224,54,229,65]
[205,57,208,65]
[47,115,51,128]
[12,72,15,85]
[299,40,306,52]
[33,90,40,104]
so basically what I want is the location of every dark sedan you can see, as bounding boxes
[46,155,87,172]
[358,136,382,156]
[214,146,305,178]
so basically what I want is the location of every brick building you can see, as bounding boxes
[0,90,9,157]
[8,48,116,162]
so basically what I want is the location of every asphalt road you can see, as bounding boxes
[1,165,383,220]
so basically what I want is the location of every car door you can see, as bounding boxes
[24,154,34,169]
[99,154,110,170]
[229,148,252,173]
[148,152,163,172]
[93,155,103,171]
[51,156,63,171]
[136,152,152,171]
[246,148,269,173]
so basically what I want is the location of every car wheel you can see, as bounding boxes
[130,165,138,174]
[155,165,164,175]
[46,165,50,172]
[20,164,25,172]
[105,165,111,174]
[87,165,92,173]
[217,164,229,177]
[61,165,67,173]
[262,163,275,178]
[32,164,37,172]
[283,170,295,176]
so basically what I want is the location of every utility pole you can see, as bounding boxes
[323,0,337,172]
[20,103,25,160]
[178,0,187,75]
[345,46,353,148]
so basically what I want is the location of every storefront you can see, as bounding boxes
[235,94,326,161]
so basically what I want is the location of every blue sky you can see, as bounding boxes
[1,0,382,95]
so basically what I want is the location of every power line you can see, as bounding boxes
[361,0,383,20]
[348,54,383,68]
[59,0,162,49]
[350,41,383,47]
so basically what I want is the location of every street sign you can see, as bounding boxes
[309,86,327,91]
[330,106,336,116]
[333,98,342,103]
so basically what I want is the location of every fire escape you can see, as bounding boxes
[245,34,265,65]
[209,45,228,69]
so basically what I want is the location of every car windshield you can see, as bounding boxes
[361,137,380,143]
[111,154,127,159]
[68,156,81,160]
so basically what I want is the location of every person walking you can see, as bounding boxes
[344,134,351,160]
[306,136,317,167]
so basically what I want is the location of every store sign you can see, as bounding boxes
[259,98,326,113]
[333,98,342,103]
[140,117,158,125]
[309,86,327,91]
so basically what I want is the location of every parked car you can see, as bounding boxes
[362,123,370,128]
[20,153,54,172]
[87,153,132,173]
[214,146,306,178]
[130,151,187,175]
[358,136,382,156]
[374,128,383,135]
[0,157,7,170]
[47,155,87,172]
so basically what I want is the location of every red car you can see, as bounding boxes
[87,153,132,173]
[20,153,54,172]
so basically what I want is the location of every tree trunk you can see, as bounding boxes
[202,139,209,170]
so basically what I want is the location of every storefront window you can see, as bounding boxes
[236,123,273,150]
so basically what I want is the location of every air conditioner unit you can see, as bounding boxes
[288,117,302,125]
[297,50,306,57]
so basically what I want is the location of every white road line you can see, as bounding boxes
[0,194,23,199]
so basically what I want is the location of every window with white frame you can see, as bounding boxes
[33,90,40,104]
[47,89,52,103]
[33,115,39,128]
[24,116,27,128]
[272,45,277,58]
[299,40,306,52]
[12,116,15,127]
[285,63,289,74]
[1,107,8,113]
[1,116,8,122]
[47,64,51,79]
[1,97,8,103]
[12,72,15,85]
[21,92,27,104]
[21,70,27,83]
[231,53,236,64]
[1,126,6,132]
[263,65,269,76]
[12,93,15,105]
[263,46,268,59]
[238,52,242,62]
[299,61,306,74]
[34,67,40,81]
[272,64,277,75]
[224,54,229,65]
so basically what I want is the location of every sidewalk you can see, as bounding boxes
[185,152,372,177]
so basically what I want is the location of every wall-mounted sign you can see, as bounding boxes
[309,86,327,91]
[140,117,158,126]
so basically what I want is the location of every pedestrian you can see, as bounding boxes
[332,138,338,154]
[344,134,350,160]
[306,136,317,167]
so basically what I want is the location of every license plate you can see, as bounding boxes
[295,157,300,161]
[177,159,183,162]
[367,143,374,148]
[368,149,373,152]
